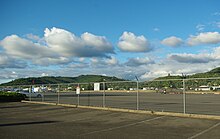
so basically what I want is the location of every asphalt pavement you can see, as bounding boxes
[32,92,220,115]
[0,102,220,139]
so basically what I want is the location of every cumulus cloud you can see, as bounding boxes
[167,45,220,64]
[33,57,71,66]
[117,32,152,52]
[140,46,220,80]
[26,34,41,41]
[44,27,114,58]
[187,32,220,46]
[0,27,115,67]
[161,36,183,47]
[168,53,215,63]
[68,63,89,69]
[105,56,118,65]
[0,53,27,68]
[90,56,119,67]
[125,57,154,67]
[0,35,54,59]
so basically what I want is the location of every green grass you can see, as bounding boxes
[0,91,26,102]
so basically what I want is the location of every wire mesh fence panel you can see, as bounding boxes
[81,83,103,107]
[18,85,32,101]
[139,80,184,113]
[104,81,138,110]
[2,77,220,116]
[30,85,44,102]
[59,84,78,105]
[185,78,220,115]
[42,84,59,103]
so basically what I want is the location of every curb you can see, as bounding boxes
[21,100,220,120]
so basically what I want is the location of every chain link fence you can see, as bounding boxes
[1,78,220,116]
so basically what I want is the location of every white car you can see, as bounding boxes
[18,91,43,98]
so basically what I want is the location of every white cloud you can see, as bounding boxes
[26,34,41,41]
[0,53,27,68]
[140,46,220,80]
[125,57,154,67]
[168,53,215,63]
[44,27,114,58]
[117,32,152,52]
[187,32,220,46]
[105,56,118,65]
[167,46,220,64]
[216,22,220,28]
[0,35,54,59]
[196,24,205,31]
[161,36,183,47]
[41,73,49,76]
[0,27,115,67]
[90,56,119,67]
[139,60,220,80]
[140,70,169,80]
[212,12,220,16]
[33,57,71,66]
[68,63,89,69]
[153,28,160,32]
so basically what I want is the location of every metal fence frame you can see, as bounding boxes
[1,77,220,115]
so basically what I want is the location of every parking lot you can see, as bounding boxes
[0,102,220,139]
[31,92,220,115]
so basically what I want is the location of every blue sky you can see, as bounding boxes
[0,0,220,83]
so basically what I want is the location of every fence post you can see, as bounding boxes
[57,84,60,104]
[77,83,80,107]
[42,86,44,102]
[103,82,106,108]
[29,85,32,101]
[183,79,186,114]
[88,83,90,106]
[137,81,139,110]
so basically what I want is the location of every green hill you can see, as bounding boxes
[155,67,220,80]
[2,67,220,89]
[0,75,126,86]
[148,67,220,89]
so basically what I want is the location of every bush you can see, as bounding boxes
[0,91,26,102]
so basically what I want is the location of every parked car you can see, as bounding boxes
[18,90,43,98]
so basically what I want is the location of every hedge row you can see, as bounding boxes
[0,91,26,102]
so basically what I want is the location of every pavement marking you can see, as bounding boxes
[77,115,166,136]
[65,112,123,123]
[187,122,220,139]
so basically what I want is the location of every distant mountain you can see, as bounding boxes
[0,75,126,86]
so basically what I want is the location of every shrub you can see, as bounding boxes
[0,91,26,102]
